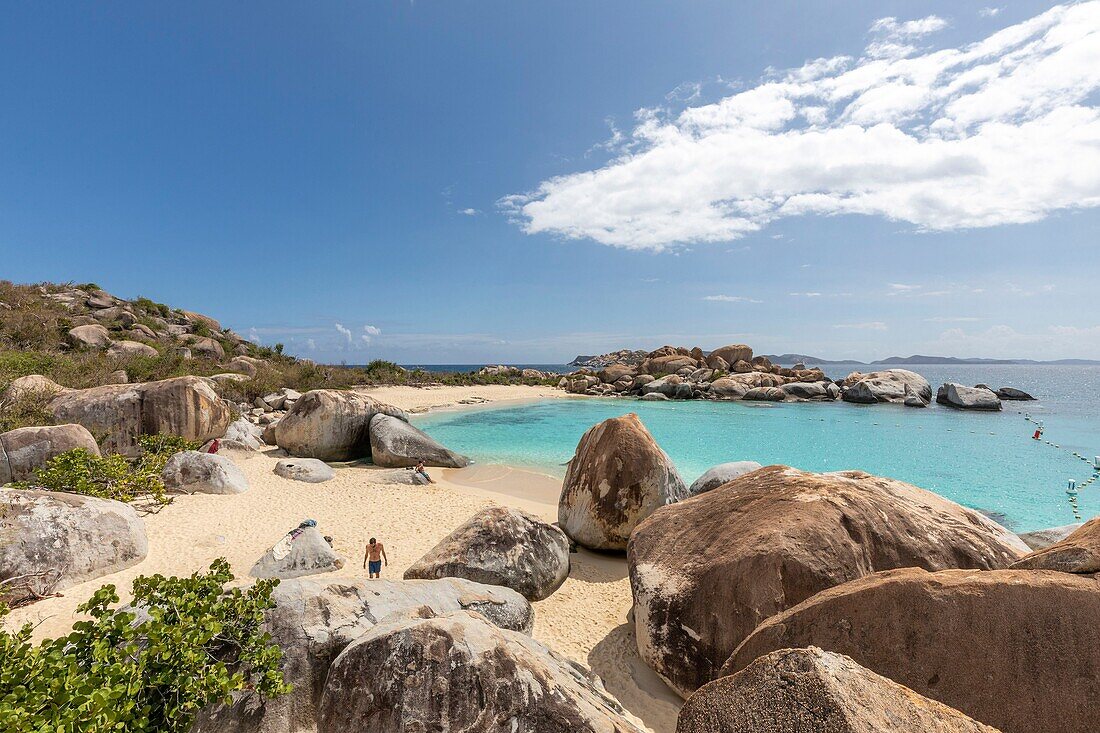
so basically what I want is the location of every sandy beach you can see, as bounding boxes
[356,382,569,413]
[5,385,681,733]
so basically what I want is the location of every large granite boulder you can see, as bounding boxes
[742,386,785,401]
[937,383,1002,410]
[318,608,644,733]
[47,376,232,456]
[558,413,689,551]
[226,355,263,377]
[274,390,407,461]
[0,424,100,484]
[218,417,265,451]
[68,323,111,349]
[192,577,533,733]
[1011,516,1100,573]
[627,466,1028,697]
[678,647,998,733]
[710,372,784,399]
[161,450,248,495]
[841,370,932,404]
[780,381,831,400]
[368,413,469,468]
[404,507,570,600]
[0,489,147,593]
[641,354,699,375]
[250,527,345,580]
[726,568,1100,733]
[599,364,637,384]
[709,344,753,366]
[183,335,225,360]
[903,383,929,407]
[687,461,763,495]
[274,457,334,483]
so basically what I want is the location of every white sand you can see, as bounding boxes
[5,385,681,732]
[356,382,569,413]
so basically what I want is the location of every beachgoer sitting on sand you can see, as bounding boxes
[363,537,388,578]
[414,460,434,484]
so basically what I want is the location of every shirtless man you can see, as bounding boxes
[363,537,388,579]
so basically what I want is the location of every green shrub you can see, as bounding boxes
[0,559,290,733]
[0,388,57,432]
[192,321,212,338]
[11,435,198,506]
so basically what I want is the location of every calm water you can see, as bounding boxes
[413,365,1100,532]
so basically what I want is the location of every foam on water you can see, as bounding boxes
[413,365,1100,532]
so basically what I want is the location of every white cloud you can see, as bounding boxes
[870,15,949,39]
[703,294,763,303]
[306,339,317,351]
[504,2,1100,250]
[334,323,353,345]
[925,316,983,322]
[980,7,1003,18]
[790,291,822,297]
[458,208,480,216]
[833,321,889,330]
[889,282,921,292]
[247,327,260,344]
[364,324,381,336]
[931,323,1100,357]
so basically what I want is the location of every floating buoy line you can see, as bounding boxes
[1025,413,1100,521]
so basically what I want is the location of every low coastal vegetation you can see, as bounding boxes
[0,281,557,431]
[0,560,289,732]
[10,434,198,507]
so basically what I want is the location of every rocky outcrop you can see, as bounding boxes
[903,383,929,407]
[47,376,232,456]
[250,527,345,579]
[569,349,648,368]
[1017,522,1083,550]
[780,381,832,400]
[218,417,264,451]
[686,461,763,495]
[368,413,469,468]
[841,370,932,404]
[3,374,68,401]
[627,466,1028,697]
[161,450,249,495]
[0,424,100,484]
[404,507,570,600]
[996,386,1035,400]
[937,383,1002,410]
[640,354,699,375]
[727,568,1100,733]
[743,386,785,401]
[274,390,407,461]
[192,577,533,733]
[1010,517,1100,573]
[558,413,689,551]
[318,609,644,733]
[678,647,998,733]
[0,489,147,593]
[273,458,334,483]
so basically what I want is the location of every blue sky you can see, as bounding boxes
[2,1,1098,363]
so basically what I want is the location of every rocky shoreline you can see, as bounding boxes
[556,343,1035,410]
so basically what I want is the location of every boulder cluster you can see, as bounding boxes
[476,364,558,379]
[44,285,254,361]
[559,343,1037,413]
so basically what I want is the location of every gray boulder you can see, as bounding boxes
[161,450,249,495]
[318,608,644,733]
[903,383,929,407]
[275,390,408,461]
[677,647,998,733]
[219,417,264,451]
[743,386,785,401]
[639,392,670,401]
[780,382,830,400]
[404,507,570,600]
[192,576,533,733]
[106,340,158,358]
[250,527,344,579]
[842,370,932,405]
[997,386,1035,401]
[0,424,100,484]
[368,413,469,468]
[274,458,334,483]
[687,461,763,496]
[68,324,111,349]
[937,383,1002,410]
[0,489,147,593]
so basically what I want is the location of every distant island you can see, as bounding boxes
[570,351,1100,368]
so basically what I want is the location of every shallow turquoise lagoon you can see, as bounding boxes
[414,368,1100,533]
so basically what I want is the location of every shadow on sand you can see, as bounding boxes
[588,622,682,733]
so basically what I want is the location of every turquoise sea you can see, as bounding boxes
[413,365,1100,532]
